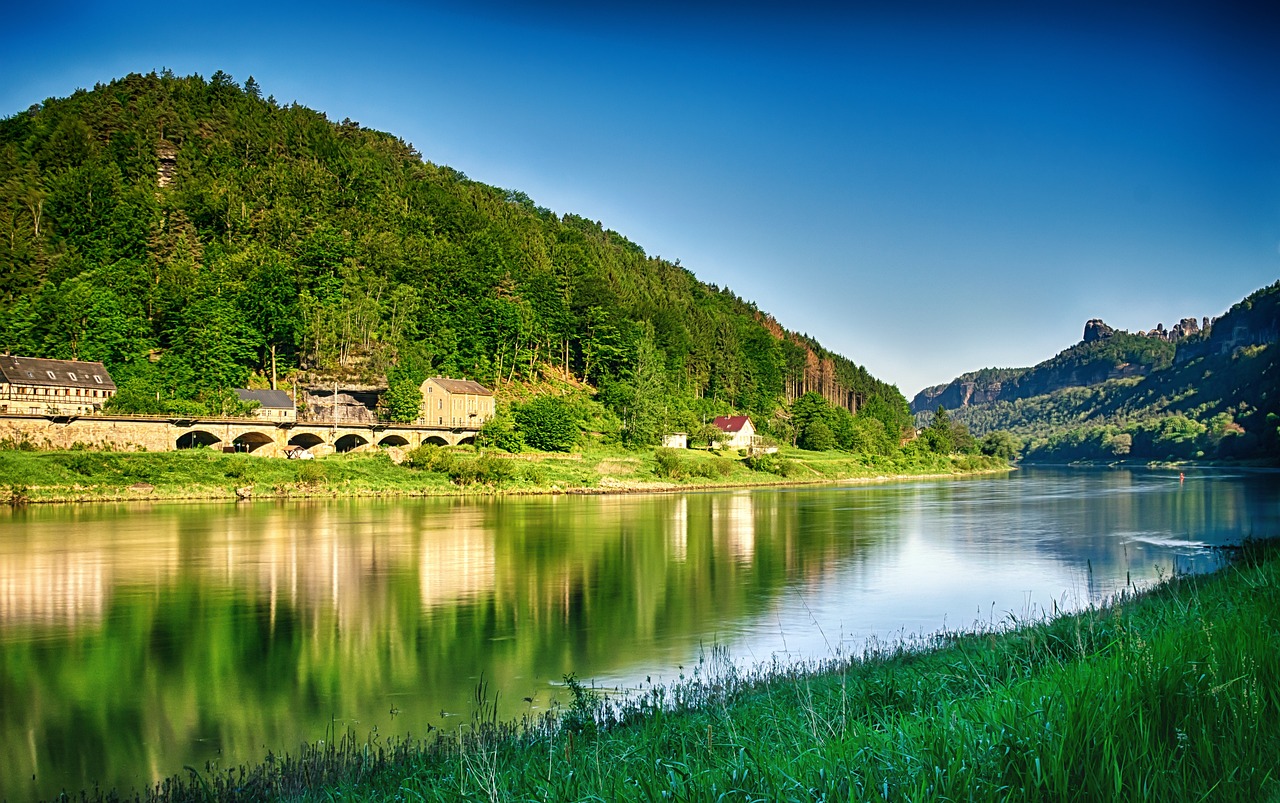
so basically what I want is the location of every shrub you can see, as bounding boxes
[58,453,101,476]
[447,454,517,486]
[403,444,455,472]
[800,420,835,451]
[296,461,327,486]
[744,453,798,477]
[514,397,578,452]
[480,409,525,452]
[693,458,735,478]
[654,447,688,479]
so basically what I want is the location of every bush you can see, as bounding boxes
[693,458,735,478]
[296,461,327,486]
[403,444,455,472]
[654,447,688,479]
[800,420,835,451]
[59,452,101,476]
[744,453,798,477]
[514,396,579,452]
[448,453,517,486]
[480,409,525,452]
[655,448,735,480]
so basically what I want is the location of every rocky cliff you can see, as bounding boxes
[910,318,1189,414]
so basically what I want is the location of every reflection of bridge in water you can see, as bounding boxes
[0,413,480,456]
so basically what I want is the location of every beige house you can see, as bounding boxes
[234,389,297,422]
[419,377,495,427]
[0,355,116,415]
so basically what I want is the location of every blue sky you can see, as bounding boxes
[3,1,1277,396]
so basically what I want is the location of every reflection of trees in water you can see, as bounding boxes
[0,492,889,801]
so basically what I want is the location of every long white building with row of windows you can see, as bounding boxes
[0,355,117,415]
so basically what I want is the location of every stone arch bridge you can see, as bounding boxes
[0,414,479,457]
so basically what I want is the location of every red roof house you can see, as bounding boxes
[711,415,756,449]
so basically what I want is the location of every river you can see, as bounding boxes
[0,466,1276,800]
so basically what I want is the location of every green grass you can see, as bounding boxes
[0,445,1010,504]
[92,539,1280,802]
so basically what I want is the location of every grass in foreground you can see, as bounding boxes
[84,539,1280,802]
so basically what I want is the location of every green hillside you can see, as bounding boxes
[912,333,1176,414]
[918,282,1280,462]
[0,71,909,441]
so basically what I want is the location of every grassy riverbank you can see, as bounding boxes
[0,445,1008,504]
[91,538,1280,802]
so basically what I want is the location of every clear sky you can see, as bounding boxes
[3,1,1277,396]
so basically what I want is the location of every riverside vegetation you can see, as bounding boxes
[67,537,1280,802]
[0,440,1006,505]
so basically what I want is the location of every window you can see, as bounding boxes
[46,371,56,380]
[94,376,103,384]
[68,372,77,381]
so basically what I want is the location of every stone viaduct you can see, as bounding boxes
[0,414,480,457]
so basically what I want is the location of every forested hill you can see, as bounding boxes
[915,282,1280,462]
[910,331,1177,414]
[0,70,909,439]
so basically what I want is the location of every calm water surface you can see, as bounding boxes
[1,466,1277,799]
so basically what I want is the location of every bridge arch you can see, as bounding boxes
[334,433,369,453]
[456,435,476,446]
[422,435,449,446]
[232,431,276,454]
[288,433,326,449]
[378,434,410,447]
[177,431,221,450]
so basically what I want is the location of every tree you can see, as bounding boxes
[692,422,725,449]
[380,379,422,423]
[800,420,835,451]
[980,430,1020,461]
[480,406,525,452]
[921,406,954,453]
[514,396,578,452]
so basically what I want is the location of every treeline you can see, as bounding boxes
[0,71,908,441]
[919,282,1280,463]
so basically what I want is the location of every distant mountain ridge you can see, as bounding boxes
[912,282,1280,461]
[911,321,1186,414]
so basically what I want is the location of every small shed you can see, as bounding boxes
[661,432,688,449]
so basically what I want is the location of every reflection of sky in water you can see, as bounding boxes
[602,467,1280,687]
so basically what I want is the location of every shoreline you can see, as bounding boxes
[2,448,1015,506]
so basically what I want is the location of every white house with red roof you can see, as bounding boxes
[711,415,756,450]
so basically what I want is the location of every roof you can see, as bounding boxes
[0,355,116,390]
[712,415,753,433]
[234,388,295,409]
[425,377,493,396]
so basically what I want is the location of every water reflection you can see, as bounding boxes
[0,467,1277,800]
